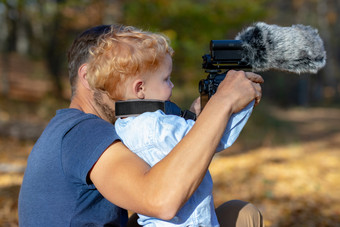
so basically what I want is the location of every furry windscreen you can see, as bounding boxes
[235,22,326,74]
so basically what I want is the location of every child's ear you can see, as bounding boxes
[133,79,145,99]
[78,64,91,90]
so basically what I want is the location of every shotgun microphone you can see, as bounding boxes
[234,22,326,74]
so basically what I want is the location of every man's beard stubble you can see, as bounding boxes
[93,90,116,124]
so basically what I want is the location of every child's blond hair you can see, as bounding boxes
[87,25,174,100]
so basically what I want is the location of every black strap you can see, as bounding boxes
[115,100,196,121]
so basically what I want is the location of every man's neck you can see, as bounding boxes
[69,89,116,124]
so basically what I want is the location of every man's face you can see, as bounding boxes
[142,54,174,101]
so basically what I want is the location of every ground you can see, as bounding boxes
[0,99,339,226]
[211,106,340,227]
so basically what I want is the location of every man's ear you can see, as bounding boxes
[78,64,91,90]
[132,79,145,99]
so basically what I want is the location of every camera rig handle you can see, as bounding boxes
[199,40,252,109]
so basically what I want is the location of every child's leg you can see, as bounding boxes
[216,200,263,227]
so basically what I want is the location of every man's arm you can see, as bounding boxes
[90,70,263,220]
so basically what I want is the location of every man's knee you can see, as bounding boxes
[216,200,263,227]
[237,202,263,227]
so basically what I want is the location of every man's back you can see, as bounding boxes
[18,108,127,226]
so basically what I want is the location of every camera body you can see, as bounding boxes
[199,40,251,109]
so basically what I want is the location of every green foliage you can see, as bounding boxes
[121,0,269,90]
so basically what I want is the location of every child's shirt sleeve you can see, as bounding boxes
[216,100,254,152]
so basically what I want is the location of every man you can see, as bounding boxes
[18,24,263,226]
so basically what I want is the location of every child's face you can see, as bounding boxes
[142,54,174,101]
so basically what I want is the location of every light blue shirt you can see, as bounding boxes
[115,101,254,227]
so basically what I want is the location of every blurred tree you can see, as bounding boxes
[0,0,108,98]
[0,0,23,96]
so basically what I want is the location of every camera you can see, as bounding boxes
[199,40,251,109]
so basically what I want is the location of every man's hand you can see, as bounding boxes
[214,70,263,114]
[245,71,264,107]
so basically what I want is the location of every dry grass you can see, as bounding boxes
[211,106,340,227]
[0,104,339,226]
[0,138,33,226]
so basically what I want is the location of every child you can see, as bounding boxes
[87,25,254,227]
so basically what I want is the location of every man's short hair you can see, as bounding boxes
[67,25,125,98]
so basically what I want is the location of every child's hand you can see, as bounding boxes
[190,97,201,116]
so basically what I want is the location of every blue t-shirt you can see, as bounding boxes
[18,108,128,227]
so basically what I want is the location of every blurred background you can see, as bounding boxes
[0,0,339,226]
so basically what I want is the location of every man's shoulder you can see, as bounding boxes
[40,108,114,142]
[54,108,111,128]
[55,108,98,121]
[56,108,116,137]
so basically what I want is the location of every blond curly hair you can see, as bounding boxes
[87,25,174,100]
